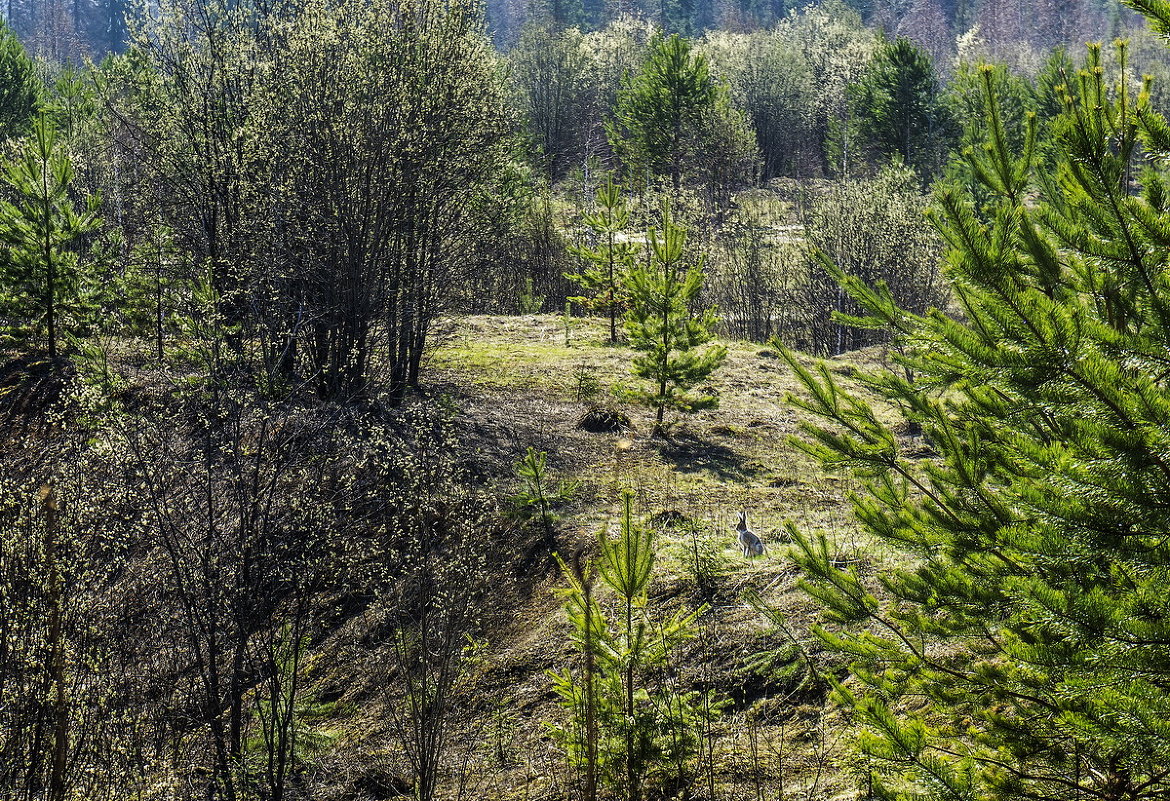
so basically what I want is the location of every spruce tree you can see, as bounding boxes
[625,200,726,435]
[567,175,638,344]
[0,114,102,361]
[781,37,1170,801]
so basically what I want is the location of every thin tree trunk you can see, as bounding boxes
[608,230,617,344]
[42,149,57,360]
[44,489,67,801]
[583,577,597,801]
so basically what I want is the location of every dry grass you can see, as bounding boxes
[413,313,914,800]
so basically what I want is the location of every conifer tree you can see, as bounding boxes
[608,34,717,189]
[1034,47,1079,128]
[567,175,638,344]
[0,114,102,361]
[852,36,953,178]
[0,21,39,141]
[548,493,721,801]
[625,200,726,435]
[943,62,1036,211]
[781,38,1170,801]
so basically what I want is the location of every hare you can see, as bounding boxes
[735,511,764,558]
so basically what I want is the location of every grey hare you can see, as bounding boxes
[735,511,764,558]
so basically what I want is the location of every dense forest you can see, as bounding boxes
[4,0,1170,800]
[0,0,1147,58]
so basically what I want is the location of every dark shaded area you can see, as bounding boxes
[0,352,68,424]
[658,430,759,483]
[577,405,633,433]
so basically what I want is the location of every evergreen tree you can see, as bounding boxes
[852,36,953,178]
[1033,46,1078,127]
[0,114,102,361]
[945,61,1035,155]
[625,200,726,434]
[781,39,1170,801]
[510,447,579,535]
[943,62,1036,209]
[0,21,40,142]
[608,34,717,189]
[548,493,722,800]
[102,0,128,52]
[567,174,638,343]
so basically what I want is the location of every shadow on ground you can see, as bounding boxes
[656,429,760,482]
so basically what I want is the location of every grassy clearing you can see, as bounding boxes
[422,313,915,799]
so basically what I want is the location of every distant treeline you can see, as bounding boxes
[490,0,1138,48]
[5,0,1139,62]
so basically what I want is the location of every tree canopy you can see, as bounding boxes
[608,34,718,189]
[0,22,39,142]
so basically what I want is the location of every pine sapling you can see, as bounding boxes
[567,174,638,343]
[548,493,725,800]
[0,113,102,361]
[625,200,727,435]
[511,448,578,535]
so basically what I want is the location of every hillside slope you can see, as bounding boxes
[0,315,911,801]
[378,313,911,801]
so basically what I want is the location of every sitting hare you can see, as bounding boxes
[735,511,764,558]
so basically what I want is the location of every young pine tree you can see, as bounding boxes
[510,447,579,536]
[781,41,1170,801]
[0,22,40,141]
[0,114,102,360]
[625,200,726,435]
[851,36,953,179]
[548,493,721,801]
[567,175,639,344]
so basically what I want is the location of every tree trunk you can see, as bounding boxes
[44,490,67,801]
